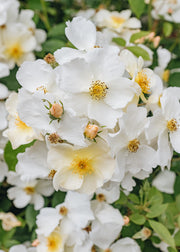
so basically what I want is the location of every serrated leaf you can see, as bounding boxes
[146,204,168,218]
[4,141,35,171]
[112,37,126,47]
[126,46,150,61]
[163,22,173,37]
[130,31,151,43]
[25,205,38,231]
[149,220,175,248]
[128,0,145,18]
[130,213,146,225]
[148,187,163,205]
[128,194,140,204]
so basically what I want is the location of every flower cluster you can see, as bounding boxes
[1,3,180,252]
[0,0,46,70]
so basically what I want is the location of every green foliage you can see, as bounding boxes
[130,213,146,225]
[128,0,146,18]
[163,22,173,37]
[149,220,175,248]
[52,191,66,207]
[112,37,126,47]
[4,141,35,171]
[130,31,151,43]
[25,205,39,232]
[126,46,151,61]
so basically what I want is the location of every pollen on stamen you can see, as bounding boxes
[48,133,63,144]
[167,119,178,132]
[48,169,57,179]
[135,71,151,94]
[128,139,140,153]
[36,85,48,94]
[59,206,68,216]
[111,16,125,28]
[70,155,94,178]
[89,80,108,100]
[24,186,35,195]
[96,193,106,202]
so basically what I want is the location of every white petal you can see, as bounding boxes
[54,48,84,65]
[65,17,96,50]
[53,168,83,191]
[152,170,176,194]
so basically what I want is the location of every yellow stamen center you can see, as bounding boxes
[167,119,178,132]
[24,186,35,195]
[70,152,94,178]
[5,43,23,60]
[59,206,68,216]
[48,169,57,179]
[89,80,108,100]
[111,16,125,28]
[36,85,48,94]
[128,139,140,152]
[135,71,151,94]
[47,231,62,252]
[96,193,106,202]
[15,115,32,131]
[162,70,170,82]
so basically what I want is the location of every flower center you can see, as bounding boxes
[47,231,62,252]
[135,71,151,94]
[15,115,31,130]
[111,16,125,28]
[167,119,178,132]
[5,43,23,60]
[128,139,140,152]
[36,85,48,94]
[162,70,170,82]
[59,206,68,216]
[24,186,35,195]
[89,80,108,100]
[96,193,106,202]
[48,169,57,179]
[70,154,94,178]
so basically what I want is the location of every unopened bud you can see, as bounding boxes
[50,103,63,118]
[142,227,152,239]
[84,124,99,139]
[32,239,40,247]
[168,8,173,14]
[123,215,130,225]
[153,36,160,48]
[147,32,155,41]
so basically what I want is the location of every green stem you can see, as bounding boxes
[40,0,50,31]
[148,0,153,30]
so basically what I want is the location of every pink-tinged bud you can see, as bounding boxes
[147,32,155,41]
[49,103,63,118]
[168,8,173,14]
[32,239,40,247]
[123,216,130,225]
[153,36,161,48]
[84,124,99,139]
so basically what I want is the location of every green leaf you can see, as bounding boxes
[112,37,126,47]
[4,141,35,171]
[128,193,140,204]
[174,176,180,196]
[148,187,163,205]
[130,213,146,225]
[163,22,173,37]
[25,205,38,231]
[174,230,180,246]
[146,204,168,218]
[48,23,66,38]
[149,220,175,248]
[126,46,150,61]
[0,67,20,91]
[128,0,145,18]
[130,31,151,43]
[168,247,178,252]
[177,215,180,228]
[176,194,180,211]
[114,191,127,208]
[52,191,66,207]
[43,39,66,53]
